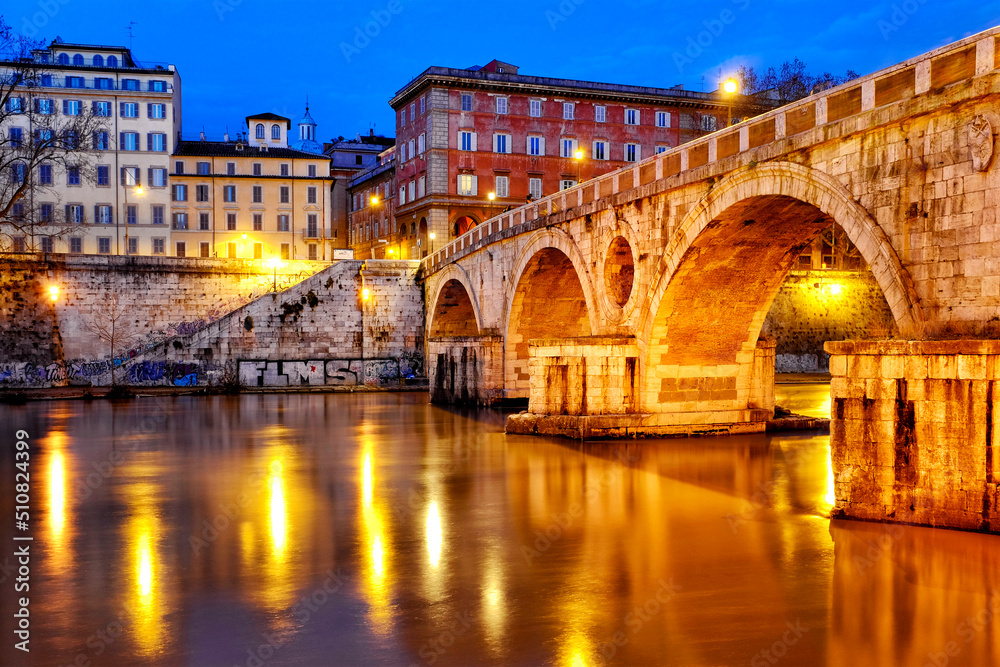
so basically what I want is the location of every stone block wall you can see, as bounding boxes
[527,337,638,416]
[826,340,1000,533]
[427,335,504,405]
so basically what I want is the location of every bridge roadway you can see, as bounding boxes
[420,28,1000,532]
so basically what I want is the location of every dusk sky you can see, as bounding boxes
[8,0,997,142]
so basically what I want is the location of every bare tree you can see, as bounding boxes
[736,59,860,106]
[88,292,142,387]
[0,16,108,250]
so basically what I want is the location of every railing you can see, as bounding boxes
[20,77,174,93]
[421,25,1000,275]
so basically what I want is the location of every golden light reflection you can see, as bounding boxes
[480,548,506,653]
[137,532,153,597]
[125,488,164,659]
[269,459,286,555]
[426,501,442,568]
[363,451,374,507]
[358,442,392,634]
[825,449,837,509]
[49,452,65,537]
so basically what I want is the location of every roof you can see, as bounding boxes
[48,41,130,53]
[173,140,328,159]
[246,112,291,129]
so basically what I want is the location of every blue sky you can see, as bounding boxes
[9,0,998,142]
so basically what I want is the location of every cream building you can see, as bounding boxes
[2,39,181,255]
[170,111,333,260]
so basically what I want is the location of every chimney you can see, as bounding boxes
[199,131,206,141]
[370,128,374,138]
[223,132,230,142]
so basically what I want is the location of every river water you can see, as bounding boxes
[1,385,998,666]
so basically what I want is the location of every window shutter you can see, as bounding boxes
[65,205,71,223]
[636,145,641,161]
[471,175,478,196]
[539,137,546,156]
[121,167,127,186]
[62,100,67,114]
[94,205,99,223]
[119,102,125,116]
[147,133,152,151]
[147,103,153,118]
[471,132,477,152]
[492,134,497,153]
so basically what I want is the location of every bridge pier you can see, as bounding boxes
[428,335,504,405]
[826,340,1000,533]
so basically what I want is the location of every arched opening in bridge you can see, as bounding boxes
[604,236,635,307]
[454,215,477,237]
[506,248,592,399]
[643,194,897,418]
[429,279,479,337]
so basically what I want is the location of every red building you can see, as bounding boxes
[388,59,750,256]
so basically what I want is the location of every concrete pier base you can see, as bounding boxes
[826,340,1000,533]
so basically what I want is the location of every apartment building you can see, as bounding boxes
[1,38,181,255]
[346,146,399,259]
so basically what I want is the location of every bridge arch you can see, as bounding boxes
[638,161,924,413]
[426,264,483,336]
[503,228,598,398]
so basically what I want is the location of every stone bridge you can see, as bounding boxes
[421,29,1000,530]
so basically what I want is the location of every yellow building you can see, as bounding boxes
[170,112,333,260]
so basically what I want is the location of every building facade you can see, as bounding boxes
[325,131,395,250]
[1,39,181,255]
[347,147,400,259]
[170,112,332,261]
[388,59,755,256]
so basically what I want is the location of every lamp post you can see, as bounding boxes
[121,183,144,255]
[265,257,283,292]
[724,78,738,128]
[487,191,496,220]
[574,149,584,185]
[429,232,436,254]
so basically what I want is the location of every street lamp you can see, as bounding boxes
[49,285,59,302]
[265,257,283,292]
[574,149,584,184]
[487,191,496,220]
[723,78,738,128]
[121,183,144,255]
[429,231,436,254]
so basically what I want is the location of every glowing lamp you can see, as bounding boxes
[49,286,59,301]
[724,79,738,94]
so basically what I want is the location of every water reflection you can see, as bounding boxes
[2,392,999,666]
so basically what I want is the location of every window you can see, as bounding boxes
[227,243,237,258]
[67,166,80,186]
[400,108,406,126]
[65,76,84,89]
[120,131,139,151]
[271,124,280,140]
[9,128,22,147]
[595,105,606,123]
[254,243,263,259]
[93,101,112,117]
[418,176,425,198]
[408,139,414,160]
[153,238,165,255]
[93,55,104,66]
[39,164,53,185]
[95,205,113,224]
[495,175,509,198]
[460,130,476,151]
[126,205,137,225]
[399,144,406,162]
[93,131,110,150]
[280,243,290,260]
[255,123,265,139]
[147,133,167,152]
[457,174,476,196]
[11,203,23,220]
[656,111,669,128]
[626,109,639,125]
[280,163,289,176]
[561,179,577,190]
[308,244,318,260]
[127,238,138,255]
[6,97,24,113]
[307,186,317,204]
[560,138,578,158]
[418,133,425,154]
[149,80,167,92]
[410,102,416,120]
[72,54,84,65]
[593,140,608,161]
[107,55,118,66]
[36,99,54,114]
[121,78,139,91]
[173,213,188,230]
[98,238,111,254]
[226,213,236,230]
[399,186,406,205]
[252,162,262,176]
[496,97,508,114]
[277,215,289,231]
[200,242,210,258]
[700,115,718,132]
[461,93,472,111]
[253,213,262,231]
[280,186,289,203]
[355,155,362,165]
[94,77,114,90]
[176,242,187,257]
[307,214,318,238]
[10,162,26,184]
[57,53,69,65]
[122,166,140,186]
[625,143,640,162]
[223,185,236,202]
[34,128,52,144]
[150,168,167,187]
[199,213,210,230]
[152,206,165,226]
[408,180,415,201]
[563,102,574,120]
[420,96,425,114]
[120,102,138,118]
[40,237,53,253]
[655,145,669,154]
[528,136,544,156]
[66,204,83,224]
[175,161,185,175]
[70,238,82,254]
[196,185,209,202]
[308,164,317,178]
[253,186,263,203]
[227,162,236,176]
[13,237,25,253]
[530,99,541,117]
[63,99,81,115]
[40,204,53,222]
[494,133,510,154]
[191,161,208,176]
[172,184,188,201]
[63,130,79,150]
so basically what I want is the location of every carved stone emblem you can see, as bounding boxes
[969,115,993,172]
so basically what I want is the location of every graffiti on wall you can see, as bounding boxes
[238,357,424,387]
[0,362,67,387]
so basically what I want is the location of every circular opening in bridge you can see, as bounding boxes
[604,236,634,307]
